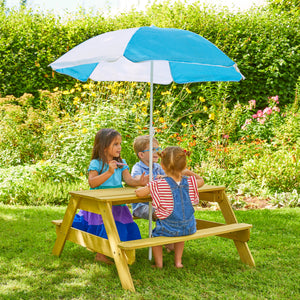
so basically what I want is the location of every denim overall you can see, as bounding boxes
[152,176,196,237]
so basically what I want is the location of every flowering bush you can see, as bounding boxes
[240,96,285,141]
[0,82,299,206]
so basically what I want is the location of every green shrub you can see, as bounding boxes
[0,3,299,106]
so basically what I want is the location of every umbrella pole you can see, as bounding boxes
[148,61,154,260]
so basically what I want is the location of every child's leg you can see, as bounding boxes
[152,245,163,268]
[174,242,185,268]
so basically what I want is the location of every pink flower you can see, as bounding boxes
[269,95,279,104]
[245,118,252,125]
[257,118,266,125]
[241,124,247,130]
[257,110,263,117]
[263,107,272,115]
[252,114,258,119]
[273,106,280,112]
[223,134,229,139]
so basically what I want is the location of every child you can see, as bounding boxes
[72,128,149,264]
[131,135,203,221]
[131,135,164,220]
[135,146,204,268]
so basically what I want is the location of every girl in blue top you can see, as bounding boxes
[72,128,149,264]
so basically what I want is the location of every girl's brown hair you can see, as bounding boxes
[91,128,123,173]
[158,146,191,175]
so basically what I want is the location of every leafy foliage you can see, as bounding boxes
[0,2,299,107]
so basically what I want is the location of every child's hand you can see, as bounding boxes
[108,160,118,174]
[139,172,149,186]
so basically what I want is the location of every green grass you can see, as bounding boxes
[0,204,299,299]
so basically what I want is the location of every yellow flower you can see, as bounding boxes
[146,92,150,98]
[135,118,141,122]
[70,88,75,93]
[172,85,177,89]
[181,123,188,127]
[119,89,126,94]
[137,89,142,95]
[199,96,205,102]
[167,102,172,107]
[203,106,208,112]
[185,87,191,94]
[53,87,59,92]
[91,92,96,97]
[142,106,147,113]
[159,117,165,123]
[82,128,88,134]
[209,113,215,120]
[62,91,69,95]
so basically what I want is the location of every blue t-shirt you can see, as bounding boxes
[88,159,129,189]
[131,160,165,211]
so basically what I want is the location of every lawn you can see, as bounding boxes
[0,204,299,299]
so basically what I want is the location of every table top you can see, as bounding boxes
[69,184,225,205]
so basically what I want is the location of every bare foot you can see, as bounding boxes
[151,264,163,269]
[175,263,184,268]
[95,253,114,265]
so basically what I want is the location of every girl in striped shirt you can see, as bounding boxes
[135,146,204,268]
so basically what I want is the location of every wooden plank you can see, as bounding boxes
[52,197,79,256]
[196,219,250,242]
[118,223,252,250]
[198,191,223,203]
[68,185,226,205]
[219,191,255,267]
[100,201,135,292]
[67,227,113,258]
[52,220,136,265]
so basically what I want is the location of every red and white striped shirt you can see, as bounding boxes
[148,176,199,220]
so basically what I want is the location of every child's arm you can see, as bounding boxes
[182,169,204,187]
[88,161,116,188]
[135,185,150,197]
[182,168,201,179]
[122,169,149,187]
[196,177,205,188]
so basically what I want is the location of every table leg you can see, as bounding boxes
[100,202,135,292]
[219,191,255,267]
[52,196,79,256]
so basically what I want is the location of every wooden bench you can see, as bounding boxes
[118,223,252,250]
[51,185,255,292]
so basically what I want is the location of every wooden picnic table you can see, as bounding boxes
[52,185,255,292]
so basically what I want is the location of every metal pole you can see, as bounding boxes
[148,61,154,260]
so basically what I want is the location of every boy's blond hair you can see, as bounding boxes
[133,135,159,158]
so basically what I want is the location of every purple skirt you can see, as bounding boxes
[72,205,141,241]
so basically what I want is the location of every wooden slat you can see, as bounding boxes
[68,185,226,205]
[51,220,135,265]
[118,223,252,250]
[196,219,250,242]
